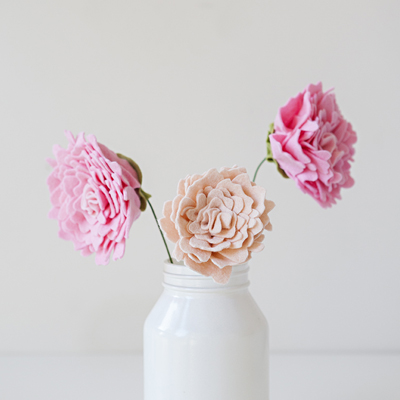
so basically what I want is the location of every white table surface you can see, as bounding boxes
[0,353,399,400]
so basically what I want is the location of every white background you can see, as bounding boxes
[0,0,399,357]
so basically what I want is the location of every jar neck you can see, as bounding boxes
[163,260,250,293]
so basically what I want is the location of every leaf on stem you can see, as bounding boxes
[266,123,289,179]
[117,153,152,211]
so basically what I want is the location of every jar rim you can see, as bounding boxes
[163,259,250,291]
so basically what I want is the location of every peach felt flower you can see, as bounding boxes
[160,166,274,284]
[269,82,357,207]
[47,131,144,264]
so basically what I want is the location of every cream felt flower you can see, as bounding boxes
[160,166,274,284]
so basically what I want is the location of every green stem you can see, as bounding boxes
[147,199,173,264]
[253,158,267,182]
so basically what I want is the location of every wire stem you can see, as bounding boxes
[253,158,267,182]
[147,199,173,264]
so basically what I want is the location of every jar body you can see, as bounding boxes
[143,262,269,400]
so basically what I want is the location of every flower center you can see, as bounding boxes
[81,184,100,218]
[320,131,337,154]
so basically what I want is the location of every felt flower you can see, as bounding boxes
[269,82,357,208]
[159,166,275,284]
[47,131,145,264]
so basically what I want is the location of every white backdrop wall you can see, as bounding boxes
[0,0,399,354]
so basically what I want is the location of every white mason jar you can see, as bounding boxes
[143,260,269,400]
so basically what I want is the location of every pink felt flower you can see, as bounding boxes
[269,82,357,207]
[47,131,142,264]
[159,166,275,284]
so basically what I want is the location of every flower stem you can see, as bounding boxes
[147,199,173,264]
[253,158,267,182]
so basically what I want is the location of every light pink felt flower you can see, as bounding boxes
[159,166,275,284]
[269,82,357,207]
[47,131,142,264]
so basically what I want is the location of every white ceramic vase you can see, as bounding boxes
[143,260,269,400]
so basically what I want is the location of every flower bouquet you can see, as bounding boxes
[47,82,356,400]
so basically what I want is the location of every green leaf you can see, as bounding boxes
[116,153,143,184]
[138,188,152,212]
[266,123,289,179]
[117,153,152,211]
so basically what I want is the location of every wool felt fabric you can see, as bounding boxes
[270,82,357,208]
[47,131,142,264]
[160,166,274,284]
